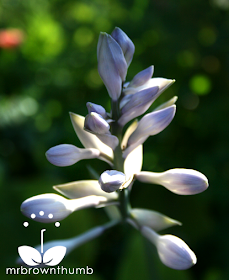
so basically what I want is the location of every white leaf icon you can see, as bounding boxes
[18,246,42,266]
[43,246,66,266]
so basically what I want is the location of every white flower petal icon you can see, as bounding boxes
[43,246,66,266]
[18,246,42,266]
[18,245,66,266]
[18,228,67,266]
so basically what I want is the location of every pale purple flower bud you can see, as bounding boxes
[111,27,135,67]
[136,169,209,195]
[46,144,100,167]
[86,102,107,119]
[141,227,197,270]
[94,133,119,150]
[99,170,126,193]
[97,32,127,101]
[124,77,175,95]
[84,112,110,134]
[118,86,159,126]
[123,135,148,159]
[127,66,154,88]
[21,193,107,223]
[127,105,176,146]
[70,113,113,161]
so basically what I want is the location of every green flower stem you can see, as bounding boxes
[111,99,124,171]
[118,188,130,221]
[111,97,131,222]
[102,219,121,231]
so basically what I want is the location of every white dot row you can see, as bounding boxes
[23,221,60,227]
[31,212,53,219]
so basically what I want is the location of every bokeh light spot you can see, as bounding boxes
[71,3,95,22]
[189,75,211,95]
[19,97,39,116]
[198,27,217,46]
[35,114,52,132]
[177,50,196,68]
[85,68,103,88]
[201,56,220,73]
[74,27,94,48]
[22,14,65,61]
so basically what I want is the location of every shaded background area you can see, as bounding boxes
[1,0,229,279]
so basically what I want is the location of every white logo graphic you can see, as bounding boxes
[18,213,66,266]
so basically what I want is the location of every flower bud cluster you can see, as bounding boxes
[20,27,209,271]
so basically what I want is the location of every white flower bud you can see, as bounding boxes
[99,170,126,193]
[97,32,127,101]
[136,168,209,195]
[46,144,100,167]
[111,27,135,67]
[84,112,110,134]
[86,102,107,119]
[21,193,107,223]
[141,226,197,270]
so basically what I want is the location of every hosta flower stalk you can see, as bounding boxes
[20,27,209,271]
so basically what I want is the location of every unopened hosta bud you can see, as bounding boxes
[99,170,126,193]
[127,105,176,147]
[111,27,135,67]
[119,86,159,126]
[97,32,127,101]
[136,168,208,195]
[70,113,114,161]
[124,77,175,96]
[86,102,107,119]
[84,112,110,135]
[126,66,154,89]
[46,144,100,167]
[21,193,107,223]
[141,226,197,270]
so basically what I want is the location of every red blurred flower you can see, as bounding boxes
[0,29,24,49]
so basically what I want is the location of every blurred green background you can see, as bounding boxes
[1,0,229,279]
